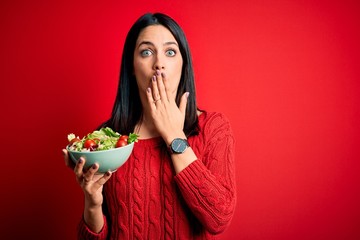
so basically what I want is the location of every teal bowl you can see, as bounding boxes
[67,142,134,173]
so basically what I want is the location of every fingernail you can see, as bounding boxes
[147,87,151,93]
[152,75,156,81]
[156,70,161,75]
[106,171,111,176]
[92,164,97,169]
[161,72,165,78]
[186,92,189,98]
[78,158,83,164]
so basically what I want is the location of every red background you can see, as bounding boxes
[1,0,359,239]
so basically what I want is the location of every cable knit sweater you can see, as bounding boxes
[77,111,236,239]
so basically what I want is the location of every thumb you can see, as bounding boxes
[179,92,189,114]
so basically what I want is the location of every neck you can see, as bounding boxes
[135,110,160,139]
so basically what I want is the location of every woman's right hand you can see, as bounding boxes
[62,149,112,208]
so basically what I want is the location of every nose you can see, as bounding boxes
[153,53,165,70]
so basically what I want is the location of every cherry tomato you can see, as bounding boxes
[119,135,129,143]
[116,139,127,148]
[84,139,97,150]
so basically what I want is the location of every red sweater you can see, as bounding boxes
[78,111,236,239]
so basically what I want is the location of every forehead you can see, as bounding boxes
[136,25,177,45]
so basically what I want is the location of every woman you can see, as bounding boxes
[63,12,236,239]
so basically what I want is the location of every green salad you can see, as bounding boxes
[67,127,138,152]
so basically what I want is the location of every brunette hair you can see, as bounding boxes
[101,13,199,136]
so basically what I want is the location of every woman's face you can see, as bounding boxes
[133,25,183,101]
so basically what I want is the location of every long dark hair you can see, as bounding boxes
[101,13,199,136]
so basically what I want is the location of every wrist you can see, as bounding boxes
[84,198,103,211]
[85,203,102,211]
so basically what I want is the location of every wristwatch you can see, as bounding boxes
[169,138,189,154]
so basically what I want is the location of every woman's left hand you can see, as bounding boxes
[146,70,189,145]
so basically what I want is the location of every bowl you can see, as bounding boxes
[67,142,134,173]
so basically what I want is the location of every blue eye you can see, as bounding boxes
[166,49,176,57]
[141,49,152,57]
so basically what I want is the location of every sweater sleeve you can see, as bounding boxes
[77,214,108,240]
[174,112,236,234]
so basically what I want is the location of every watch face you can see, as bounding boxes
[171,138,188,154]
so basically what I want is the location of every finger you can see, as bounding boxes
[91,171,112,192]
[63,149,76,170]
[63,149,70,166]
[74,157,86,180]
[179,92,189,114]
[146,87,157,110]
[82,163,99,184]
[157,71,168,102]
[161,72,173,100]
[151,74,161,101]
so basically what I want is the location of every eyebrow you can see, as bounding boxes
[137,41,179,48]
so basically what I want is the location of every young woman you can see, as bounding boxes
[63,12,236,239]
